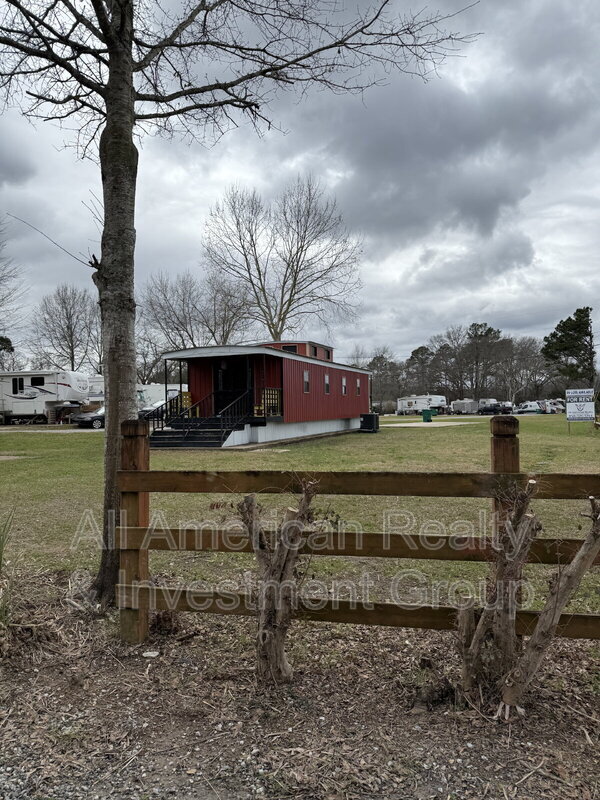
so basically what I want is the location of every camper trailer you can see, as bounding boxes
[451,399,479,415]
[396,395,447,415]
[0,370,89,424]
[86,375,186,409]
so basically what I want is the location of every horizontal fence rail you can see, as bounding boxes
[116,417,600,645]
[116,526,600,566]
[117,469,600,499]
[116,585,600,640]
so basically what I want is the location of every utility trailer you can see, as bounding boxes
[0,370,89,424]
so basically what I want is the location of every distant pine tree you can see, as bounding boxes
[541,307,596,385]
[0,336,13,354]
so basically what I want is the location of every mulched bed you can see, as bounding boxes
[0,571,598,799]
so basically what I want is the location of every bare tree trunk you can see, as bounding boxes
[91,6,139,606]
[240,484,316,684]
[459,489,600,718]
[499,497,600,717]
[459,481,539,694]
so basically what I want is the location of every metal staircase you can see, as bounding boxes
[145,390,252,448]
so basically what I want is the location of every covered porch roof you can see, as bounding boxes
[161,344,371,375]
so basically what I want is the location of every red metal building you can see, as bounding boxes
[150,341,371,447]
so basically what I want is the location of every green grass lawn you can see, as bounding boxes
[1,415,598,612]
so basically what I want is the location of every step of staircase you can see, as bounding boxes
[149,426,237,448]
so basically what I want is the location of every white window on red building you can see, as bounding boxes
[303,370,310,393]
[324,374,330,394]
[342,376,347,395]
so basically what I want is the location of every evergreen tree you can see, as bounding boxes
[541,307,596,385]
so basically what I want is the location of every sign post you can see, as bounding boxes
[565,389,595,434]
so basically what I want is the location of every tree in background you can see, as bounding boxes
[0,1,466,604]
[203,177,361,339]
[541,307,596,387]
[200,271,253,346]
[135,319,169,385]
[368,347,402,410]
[140,270,251,351]
[32,284,99,372]
[347,345,370,369]
[405,346,434,391]
[463,323,503,398]
[0,335,27,371]
[495,336,551,405]
[0,223,26,337]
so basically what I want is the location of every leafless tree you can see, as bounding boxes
[135,318,165,385]
[85,300,103,374]
[347,345,370,369]
[0,342,27,371]
[31,284,98,372]
[495,337,551,406]
[141,272,207,351]
[0,0,468,603]
[199,270,253,346]
[0,223,25,334]
[140,268,250,352]
[203,176,362,339]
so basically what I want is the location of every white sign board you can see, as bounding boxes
[565,388,595,422]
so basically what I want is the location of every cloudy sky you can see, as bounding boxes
[1,0,599,363]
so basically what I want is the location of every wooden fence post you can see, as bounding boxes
[490,415,520,536]
[119,419,150,644]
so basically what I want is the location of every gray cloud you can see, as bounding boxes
[1,0,599,361]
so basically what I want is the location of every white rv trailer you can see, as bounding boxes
[86,375,186,408]
[0,370,89,424]
[451,399,479,415]
[396,395,447,415]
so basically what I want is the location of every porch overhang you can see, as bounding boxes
[161,344,371,374]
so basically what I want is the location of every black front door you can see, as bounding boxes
[213,357,251,413]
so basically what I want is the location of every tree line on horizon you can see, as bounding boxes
[352,310,597,410]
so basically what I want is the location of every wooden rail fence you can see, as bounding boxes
[116,416,600,644]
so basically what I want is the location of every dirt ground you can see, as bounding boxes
[0,572,598,800]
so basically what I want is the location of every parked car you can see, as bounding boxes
[477,403,504,415]
[138,399,167,419]
[515,401,542,415]
[72,406,105,429]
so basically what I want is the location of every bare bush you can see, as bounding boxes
[458,485,600,719]
[239,482,317,684]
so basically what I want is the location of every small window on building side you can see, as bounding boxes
[31,376,45,387]
[311,345,318,357]
[303,370,310,393]
[282,344,297,353]
[356,378,361,396]
[324,349,331,360]
[324,374,330,394]
[342,376,347,395]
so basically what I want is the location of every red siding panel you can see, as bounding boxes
[188,359,213,405]
[282,360,369,423]
[252,355,283,406]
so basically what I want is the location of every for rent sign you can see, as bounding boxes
[565,388,596,422]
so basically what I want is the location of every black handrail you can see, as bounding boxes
[177,392,215,437]
[217,389,252,443]
[143,392,187,432]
